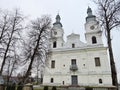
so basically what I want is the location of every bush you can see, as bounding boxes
[52,86,57,90]
[44,86,48,90]
[17,82,23,90]
[86,87,93,90]
[11,83,16,90]
[6,84,12,90]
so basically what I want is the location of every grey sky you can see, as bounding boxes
[0,0,120,81]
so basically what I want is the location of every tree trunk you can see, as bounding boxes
[24,31,42,82]
[0,36,12,75]
[0,12,17,75]
[0,23,15,75]
[107,30,118,88]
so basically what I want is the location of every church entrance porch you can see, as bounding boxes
[71,75,78,85]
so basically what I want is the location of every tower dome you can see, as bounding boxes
[53,14,62,27]
[86,7,96,22]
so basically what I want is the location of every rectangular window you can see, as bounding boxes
[51,78,54,83]
[53,41,57,48]
[71,59,76,65]
[51,60,55,68]
[95,57,101,66]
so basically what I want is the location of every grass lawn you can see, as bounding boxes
[34,89,43,90]
[34,87,43,90]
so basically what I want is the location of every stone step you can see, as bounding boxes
[68,87,85,90]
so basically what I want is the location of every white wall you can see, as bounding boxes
[43,47,112,86]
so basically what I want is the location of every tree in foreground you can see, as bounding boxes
[94,0,120,89]
[52,86,57,90]
[23,15,51,82]
[0,9,24,81]
[44,86,48,90]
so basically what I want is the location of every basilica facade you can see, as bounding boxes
[43,7,113,88]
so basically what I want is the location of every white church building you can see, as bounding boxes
[43,7,114,89]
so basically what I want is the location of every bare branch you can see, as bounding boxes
[22,15,51,82]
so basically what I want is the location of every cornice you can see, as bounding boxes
[48,44,107,53]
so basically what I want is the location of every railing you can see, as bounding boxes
[70,65,78,71]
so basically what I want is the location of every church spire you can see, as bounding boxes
[53,14,63,27]
[56,14,61,22]
[87,6,92,16]
[86,7,96,22]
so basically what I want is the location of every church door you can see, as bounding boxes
[71,75,78,85]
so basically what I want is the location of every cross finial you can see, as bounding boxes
[57,10,60,15]
[87,3,90,7]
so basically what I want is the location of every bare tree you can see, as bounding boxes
[0,9,24,76]
[23,15,51,81]
[33,59,44,84]
[4,46,22,84]
[94,0,120,89]
[31,58,42,84]
[0,11,10,42]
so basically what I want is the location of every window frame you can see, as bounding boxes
[92,36,97,44]
[99,78,103,84]
[71,59,76,65]
[72,43,75,48]
[51,78,54,83]
[51,60,55,68]
[95,57,101,67]
[53,41,57,48]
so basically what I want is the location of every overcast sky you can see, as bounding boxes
[0,0,120,81]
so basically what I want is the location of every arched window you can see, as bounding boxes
[92,36,97,44]
[53,41,57,48]
[72,43,75,48]
[99,79,102,84]
[51,78,54,83]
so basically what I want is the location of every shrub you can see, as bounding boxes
[44,86,48,90]
[52,86,57,90]
[17,82,23,90]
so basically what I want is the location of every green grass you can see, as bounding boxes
[33,87,43,90]
[34,88,43,90]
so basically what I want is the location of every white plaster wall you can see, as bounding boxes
[85,33,103,45]
[85,21,100,33]
[43,47,112,86]
[52,26,64,38]
[65,34,85,48]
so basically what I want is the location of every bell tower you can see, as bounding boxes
[50,14,64,49]
[85,7,103,46]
